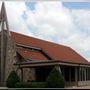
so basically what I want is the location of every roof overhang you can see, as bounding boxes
[14,60,90,68]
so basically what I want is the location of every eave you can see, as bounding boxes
[14,60,90,68]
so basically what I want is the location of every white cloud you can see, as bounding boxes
[25,1,90,61]
[1,1,90,61]
[62,0,90,2]
[25,1,75,40]
[5,1,34,36]
[72,10,90,31]
[71,10,90,59]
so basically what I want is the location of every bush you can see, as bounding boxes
[6,71,20,88]
[15,82,46,88]
[15,82,31,88]
[46,67,65,88]
[30,82,47,88]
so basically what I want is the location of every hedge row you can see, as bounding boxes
[15,82,47,88]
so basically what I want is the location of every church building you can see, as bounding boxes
[0,2,90,87]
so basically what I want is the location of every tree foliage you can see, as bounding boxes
[46,67,65,88]
[6,71,20,88]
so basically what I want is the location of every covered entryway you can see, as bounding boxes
[35,66,53,81]
[15,60,90,87]
[61,66,75,82]
[61,65,90,86]
[61,65,78,86]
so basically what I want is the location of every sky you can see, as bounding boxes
[0,0,90,62]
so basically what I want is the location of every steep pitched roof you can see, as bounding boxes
[17,47,49,60]
[11,31,89,65]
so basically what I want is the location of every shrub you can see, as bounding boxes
[15,82,31,88]
[6,71,20,88]
[46,67,65,88]
[30,82,47,88]
[15,82,46,88]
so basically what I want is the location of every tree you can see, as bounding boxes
[6,71,20,88]
[46,67,65,88]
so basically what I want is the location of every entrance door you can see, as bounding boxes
[35,66,53,82]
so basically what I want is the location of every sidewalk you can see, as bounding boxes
[0,87,8,89]
[65,86,90,89]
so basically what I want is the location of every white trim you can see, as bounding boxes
[58,62,79,66]
[80,65,90,67]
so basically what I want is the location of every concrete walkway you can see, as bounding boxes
[65,86,90,89]
[0,86,90,89]
[0,87,8,89]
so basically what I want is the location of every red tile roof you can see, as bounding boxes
[11,31,89,65]
[17,47,48,60]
